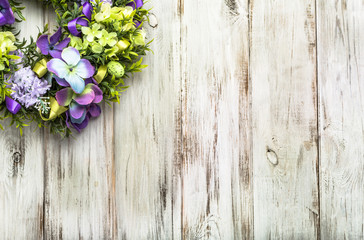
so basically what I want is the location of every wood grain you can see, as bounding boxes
[180,0,251,239]
[43,106,115,239]
[250,0,319,238]
[113,0,182,239]
[0,1,45,239]
[317,0,364,239]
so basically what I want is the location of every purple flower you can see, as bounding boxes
[66,103,101,132]
[47,47,95,94]
[7,66,51,108]
[55,83,103,132]
[36,28,70,59]
[0,0,15,26]
[127,0,143,9]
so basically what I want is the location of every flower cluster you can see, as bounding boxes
[7,66,51,109]
[70,2,146,62]
[0,0,150,137]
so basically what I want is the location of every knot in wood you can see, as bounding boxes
[12,152,22,163]
[148,13,158,28]
[266,148,278,166]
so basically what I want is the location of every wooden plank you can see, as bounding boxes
[42,10,116,239]
[317,0,364,239]
[43,105,115,239]
[0,1,45,239]
[250,0,319,238]
[180,0,251,239]
[113,0,183,238]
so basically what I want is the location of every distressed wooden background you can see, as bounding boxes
[0,0,363,239]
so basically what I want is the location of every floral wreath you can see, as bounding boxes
[0,0,150,137]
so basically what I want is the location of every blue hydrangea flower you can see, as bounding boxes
[47,47,95,94]
[7,67,51,108]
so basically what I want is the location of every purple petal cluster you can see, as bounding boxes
[7,67,51,108]
[37,28,70,59]
[55,79,103,133]
[66,103,101,132]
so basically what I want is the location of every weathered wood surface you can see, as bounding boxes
[0,0,364,239]
[180,0,251,239]
[317,0,364,239]
[114,0,181,238]
[251,0,319,238]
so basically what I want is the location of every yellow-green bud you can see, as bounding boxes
[107,61,125,78]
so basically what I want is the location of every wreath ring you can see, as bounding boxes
[0,0,151,137]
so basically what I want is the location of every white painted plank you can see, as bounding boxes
[42,9,116,239]
[43,104,115,239]
[318,0,364,239]
[180,0,251,239]
[251,0,319,238]
[0,129,44,240]
[0,1,45,239]
[113,0,182,238]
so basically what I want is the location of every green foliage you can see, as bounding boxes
[0,0,152,137]
[51,0,151,103]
